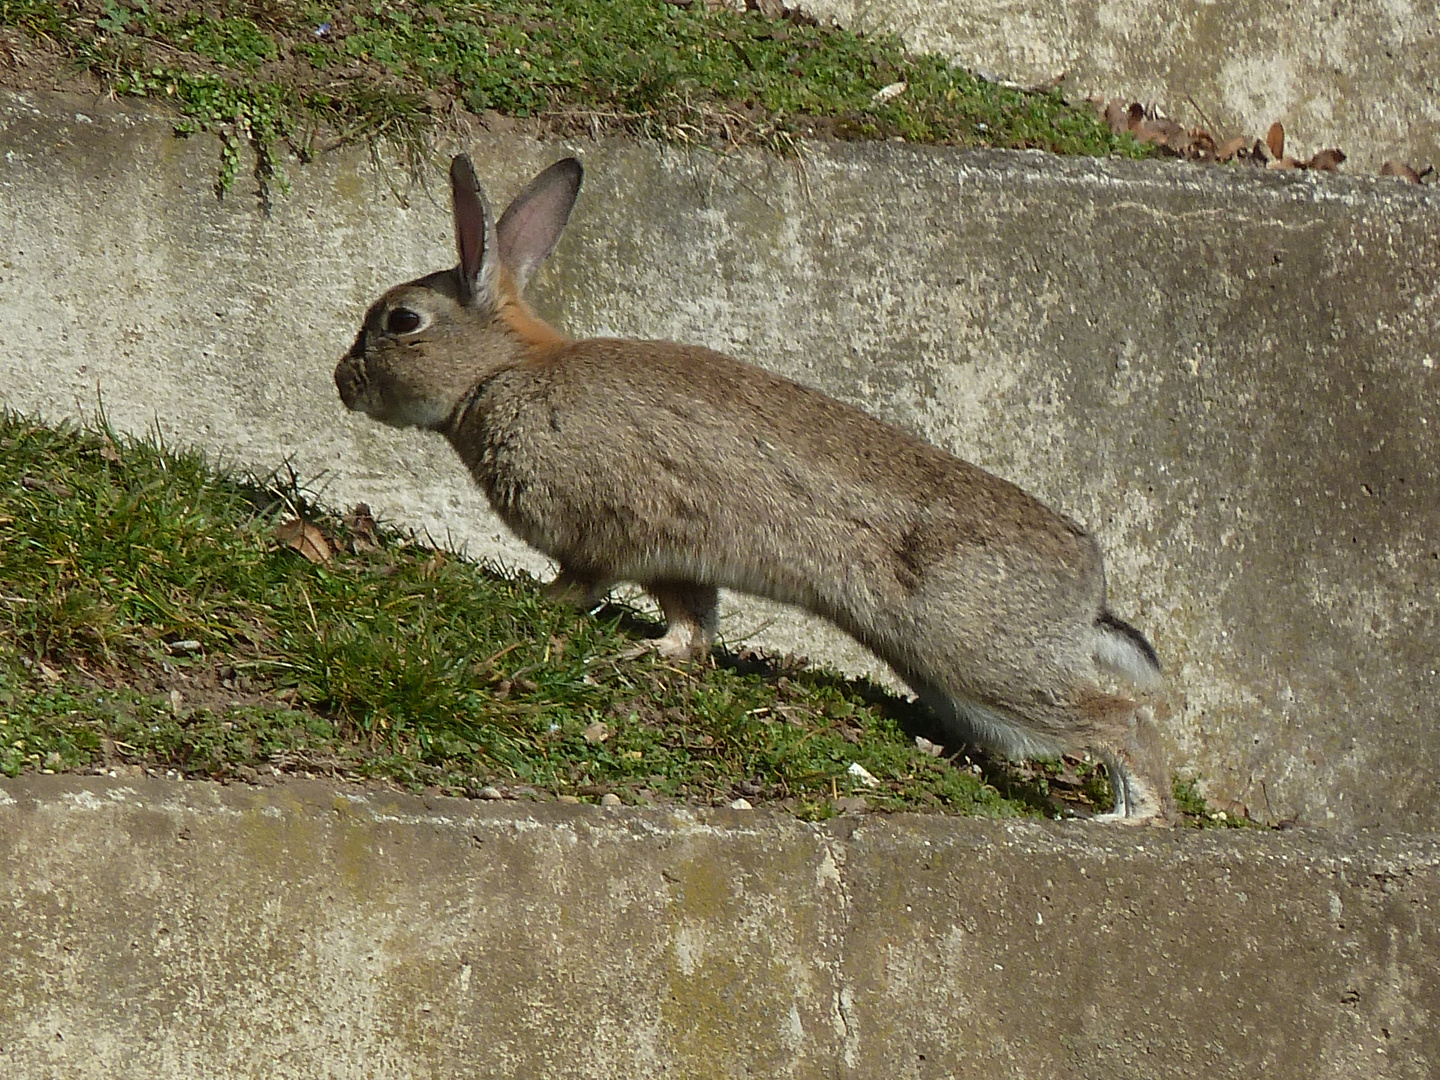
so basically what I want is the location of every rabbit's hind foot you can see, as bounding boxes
[1092,760,1168,825]
[639,580,719,663]
[1084,699,1175,826]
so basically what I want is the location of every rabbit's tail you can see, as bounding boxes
[1092,611,1162,689]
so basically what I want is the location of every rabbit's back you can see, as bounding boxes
[455,338,1107,652]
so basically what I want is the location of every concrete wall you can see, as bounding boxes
[1,90,1439,829]
[2,777,1438,1079]
[796,0,1440,175]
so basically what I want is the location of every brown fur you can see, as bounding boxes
[495,268,569,353]
[335,155,1174,822]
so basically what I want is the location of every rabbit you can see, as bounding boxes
[335,153,1172,823]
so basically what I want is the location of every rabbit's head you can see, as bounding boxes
[335,154,583,430]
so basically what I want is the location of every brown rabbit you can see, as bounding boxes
[336,154,1171,822]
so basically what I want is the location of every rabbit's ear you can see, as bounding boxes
[496,158,583,293]
[449,154,498,305]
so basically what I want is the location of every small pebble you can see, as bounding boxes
[558,794,581,805]
[478,786,504,800]
[846,762,880,788]
[600,793,622,807]
[728,798,753,811]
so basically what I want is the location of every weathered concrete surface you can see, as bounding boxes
[797,0,1440,175]
[1,90,1439,829]
[0,777,1437,1078]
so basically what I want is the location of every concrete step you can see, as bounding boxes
[794,0,1440,176]
[1,777,1436,1078]
[1,90,1438,829]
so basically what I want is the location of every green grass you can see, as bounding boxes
[0,0,1149,199]
[0,413,1255,824]
[1,411,1093,817]
[0,413,1245,825]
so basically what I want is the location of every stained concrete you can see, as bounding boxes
[0,777,1437,1078]
[797,0,1440,175]
[1,90,1438,829]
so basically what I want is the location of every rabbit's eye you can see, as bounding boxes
[387,308,423,335]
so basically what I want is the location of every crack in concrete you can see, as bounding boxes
[818,824,861,1076]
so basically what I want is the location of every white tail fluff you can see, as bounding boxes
[1093,613,1162,689]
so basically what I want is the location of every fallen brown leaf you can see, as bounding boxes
[1215,135,1249,162]
[346,502,381,553]
[21,476,72,498]
[1306,148,1346,171]
[275,518,333,564]
[1266,121,1285,160]
[1380,159,1423,183]
[1101,98,1132,136]
[1099,99,1221,162]
[1132,114,1186,147]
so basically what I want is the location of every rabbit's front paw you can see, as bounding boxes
[546,568,612,610]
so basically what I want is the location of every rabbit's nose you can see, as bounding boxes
[334,358,362,409]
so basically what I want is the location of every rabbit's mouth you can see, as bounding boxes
[335,331,369,411]
[335,359,364,411]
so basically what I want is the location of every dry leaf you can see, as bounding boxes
[1380,159,1422,183]
[347,502,381,553]
[1216,135,1249,162]
[1101,100,1218,161]
[1096,102,1348,174]
[100,437,122,464]
[582,721,611,744]
[22,476,72,498]
[275,518,333,564]
[1266,121,1285,160]
[1101,98,1132,135]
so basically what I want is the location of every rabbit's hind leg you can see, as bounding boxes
[645,580,720,662]
[1074,686,1173,825]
